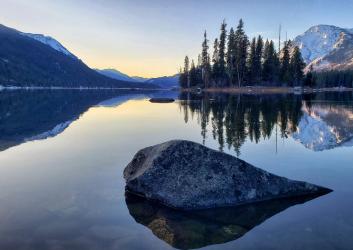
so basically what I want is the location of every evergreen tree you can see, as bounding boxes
[247,35,263,84]
[304,65,316,88]
[280,40,292,85]
[227,28,236,85]
[201,31,211,88]
[290,46,306,86]
[212,38,220,86]
[234,19,249,87]
[218,20,227,85]
[179,56,189,88]
[247,37,257,84]
[189,60,198,87]
[254,35,264,82]
[178,67,185,88]
[262,40,279,83]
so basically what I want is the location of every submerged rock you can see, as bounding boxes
[124,140,331,210]
[126,192,328,249]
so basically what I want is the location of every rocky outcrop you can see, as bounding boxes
[124,140,331,210]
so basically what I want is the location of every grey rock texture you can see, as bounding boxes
[124,140,331,210]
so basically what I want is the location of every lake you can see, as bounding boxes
[0,89,352,250]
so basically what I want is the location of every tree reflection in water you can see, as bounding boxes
[179,92,303,155]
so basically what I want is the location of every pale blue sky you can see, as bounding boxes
[1,0,353,77]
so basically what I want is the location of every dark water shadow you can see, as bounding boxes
[126,192,330,249]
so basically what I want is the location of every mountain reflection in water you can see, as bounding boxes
[179,92,353,154]
[126,192,329,249]
[0,90,176,152]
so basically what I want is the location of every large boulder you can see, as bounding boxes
[124,140,331,210]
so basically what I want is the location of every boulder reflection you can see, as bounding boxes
[126,192,328,249]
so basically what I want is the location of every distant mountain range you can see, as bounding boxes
[2,23,353,88]
[95,68,179,89]
[294,25,353,71]
[0,24,157,89]
[95,69,137,82]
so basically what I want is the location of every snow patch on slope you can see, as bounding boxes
[292,105,353,151]
[25,120,72,142]
[21,33,77,59]
[292,113,338,151]
[294,25,343,64]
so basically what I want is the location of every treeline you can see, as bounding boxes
[179,19,306,89]
[310,70,353,88]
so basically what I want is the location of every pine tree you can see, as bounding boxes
[189,60,198,87]
[254,35,264,82]
[262,40,279,83]
[178,67,185,88]
[290,46,306,86]
[201,31,211,88]
[247,37,257,84]
[234,19,249,87]
[227,27,236,85]
[280,40,292,85]
[212,38,220,87]
[304,65,316,88]
[179,56,189,88]
[218,20,227,85]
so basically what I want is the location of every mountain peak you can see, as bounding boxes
[20,33,77,59]
[294,24,353,71]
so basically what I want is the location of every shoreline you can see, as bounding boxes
[0,85,165,91]
[181,86,353,94]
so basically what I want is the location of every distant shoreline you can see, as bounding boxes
[0,86,164,91]
[181,86,353,94]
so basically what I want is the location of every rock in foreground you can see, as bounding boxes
[124,140,331,210]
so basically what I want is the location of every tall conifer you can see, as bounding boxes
[201,31,211,88]
[234,19,249,87]
[280,40,292,85]
[290,46,305,86]
[218,20,227,85]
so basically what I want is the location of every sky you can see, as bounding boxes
[1,0,353,78]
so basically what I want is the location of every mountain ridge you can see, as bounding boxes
[294,24,353,72]
[0,24,157,89]
[96,68,179,88]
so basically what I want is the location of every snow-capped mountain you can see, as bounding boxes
[294,25,353,71]
[0,24,157,88]
[292,104,353,151]
[21,33,77,59]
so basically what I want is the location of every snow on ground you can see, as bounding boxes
[20,33,77,59]
[294,25,344,64]
[292,105,353,151]
[292,113,338,151]
[25,120,73,142]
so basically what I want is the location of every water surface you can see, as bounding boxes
[0,90,352,250]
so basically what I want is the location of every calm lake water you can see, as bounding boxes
[0,89,353,250]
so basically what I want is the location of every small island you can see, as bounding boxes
[178,19,353,93]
